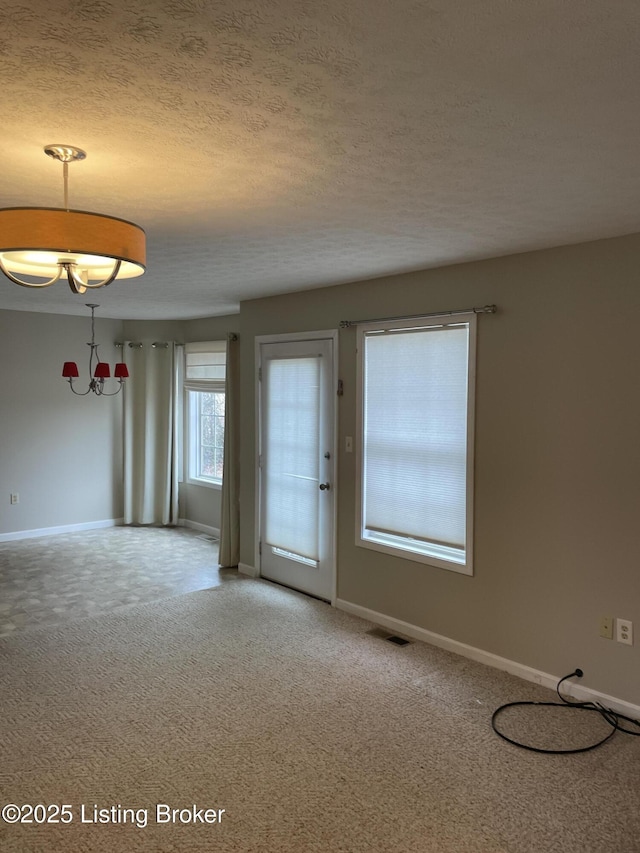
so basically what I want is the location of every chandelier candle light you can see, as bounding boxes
[63,304,129,396]
[0,145,146,294]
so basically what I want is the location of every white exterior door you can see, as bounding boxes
[258,335,336,601]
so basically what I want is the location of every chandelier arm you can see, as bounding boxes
[66,380,92,396]
[97,384,125,397]
[82,259,122,288]
[69,279,87,295]
[66,264,87,295]
[64,260,122,294]
[0,259,63,288]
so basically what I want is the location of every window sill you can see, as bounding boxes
[357,534,472,576]
[185,477,222,491]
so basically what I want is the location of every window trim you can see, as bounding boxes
[185,389,225,490]
[355,313,476,576]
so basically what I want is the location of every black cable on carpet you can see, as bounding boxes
[491,669,640,754]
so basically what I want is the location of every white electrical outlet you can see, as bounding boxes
[10,493,19,505]
[616,618,633,646]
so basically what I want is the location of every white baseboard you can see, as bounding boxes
[0,518,123,543]
[238,562,259,578]
[336,598,640,719]
[179,519,220,538]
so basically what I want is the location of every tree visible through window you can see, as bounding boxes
[190,390,225,483]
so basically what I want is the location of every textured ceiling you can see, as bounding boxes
[1,0,640,319]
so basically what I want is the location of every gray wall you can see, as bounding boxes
[0,310,124,535]
[238,233,640,706]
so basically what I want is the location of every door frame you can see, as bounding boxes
[255,330,339,605]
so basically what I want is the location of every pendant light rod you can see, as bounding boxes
[44,144,86,212]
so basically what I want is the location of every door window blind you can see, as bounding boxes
[263,356,320,561]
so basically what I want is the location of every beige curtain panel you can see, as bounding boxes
[219,334,240,567]
[123,342,180,526]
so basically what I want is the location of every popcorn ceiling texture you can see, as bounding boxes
[1,0,640,318]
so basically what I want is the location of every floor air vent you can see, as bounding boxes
[366,627,411,646]
[196,534,219,542]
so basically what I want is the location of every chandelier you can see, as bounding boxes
[0,145,146,294]
[62,304,129,396]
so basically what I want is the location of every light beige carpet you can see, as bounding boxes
[1,580,639,852]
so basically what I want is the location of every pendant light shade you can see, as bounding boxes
[93,362,111,379]
[62,362,80,378]
[0,208,145,281]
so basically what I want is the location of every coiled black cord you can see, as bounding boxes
[491,669,640,754]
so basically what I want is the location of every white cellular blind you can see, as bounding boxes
[363,324,469,554]
[264,357,320,561]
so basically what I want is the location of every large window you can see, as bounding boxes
[356,315,476,575]
[185,342,226,487]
